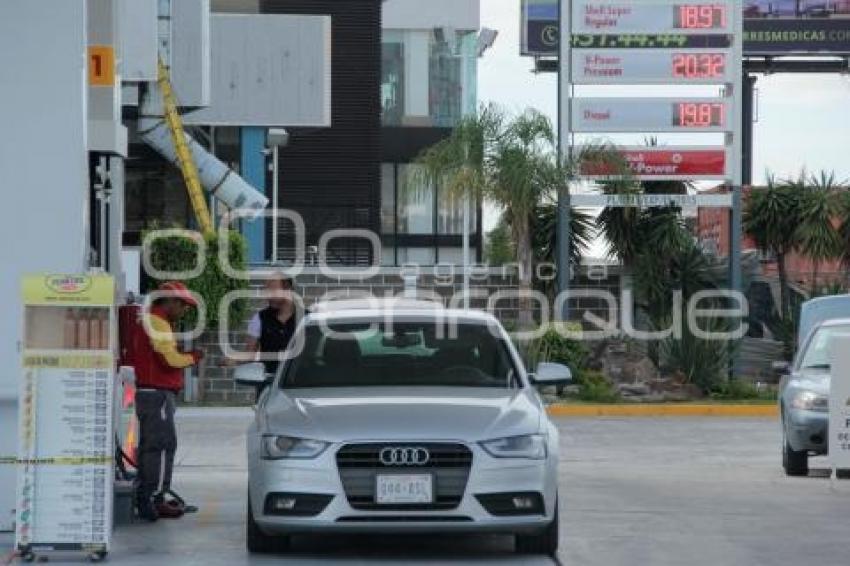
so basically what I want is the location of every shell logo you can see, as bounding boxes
[45,275,91,294]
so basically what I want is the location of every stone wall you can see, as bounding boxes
[188,265,622,404]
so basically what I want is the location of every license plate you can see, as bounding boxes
[375,474,433,504]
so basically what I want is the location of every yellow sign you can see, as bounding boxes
[88,45,115,87]
[15,456,112,466]
[22,354,112,369]
[22,274,114,306]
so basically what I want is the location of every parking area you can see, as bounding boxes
[4,407,849,565]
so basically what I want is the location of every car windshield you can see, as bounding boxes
[281,321,516,388]
[798,324,850,369]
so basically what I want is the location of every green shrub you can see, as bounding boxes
[143,228,249,329]
[575,370,621,403]
[660,316,730,394]
[708,379,775,401]
[522,322,589,375]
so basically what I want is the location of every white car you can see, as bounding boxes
[235,298,570,557]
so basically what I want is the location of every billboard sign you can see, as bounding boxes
[579,147,729,180]
[744,16,850,53]
[571,1,735,35]
[571,48,734,84]
[572,97,733,132]
[523,0,560,53]
[522,0,850,54]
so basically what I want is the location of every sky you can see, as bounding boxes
[476,0,850,236]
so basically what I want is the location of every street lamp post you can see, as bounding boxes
[266,128,289,263]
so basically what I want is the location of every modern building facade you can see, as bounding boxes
[261,0,382,266]
[124,0,486,268]
[260,0,485,266]
[380,0,483,266]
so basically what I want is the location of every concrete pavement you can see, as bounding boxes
[2,408,848,565]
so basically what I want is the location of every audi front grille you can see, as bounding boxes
[335,443,473,511]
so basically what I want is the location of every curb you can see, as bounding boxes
[546,403,778,418]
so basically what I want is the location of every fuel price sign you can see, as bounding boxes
[572,98,732,132]
[572,1,734,35]
[571,48,732,84]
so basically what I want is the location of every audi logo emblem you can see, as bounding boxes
[379,446,430,466]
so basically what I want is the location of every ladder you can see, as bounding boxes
[156,58,214,236]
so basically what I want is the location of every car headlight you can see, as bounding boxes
[262,435,330,460]
[480,434,547,460]
[790,390,828,412]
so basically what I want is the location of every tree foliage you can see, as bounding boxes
[143,227,249,328]
[484,218,514,266]
[745,170,846,318]
[412,104,626,327]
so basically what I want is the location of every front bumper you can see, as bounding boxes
[248,442,557,534]
[785,408,828,454]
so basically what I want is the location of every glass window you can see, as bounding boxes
[381,246,396,266]
[437,192,477,235]
[125,167,191,233]
[438,247,465,265]
[381,163,395,235]
[429,36,462,127]
[381,38,405,126]
[397,164,434,235]
[381,30,476,128]
[429,31,477,127]
[799,324,850,370]
[397,247,435,265]
[282,322,516,389]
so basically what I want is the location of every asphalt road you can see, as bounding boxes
[3,407,849,565]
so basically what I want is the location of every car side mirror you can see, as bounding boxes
[234,362,267,387]
[530,362,572,385]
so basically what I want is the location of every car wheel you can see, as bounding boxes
[782,425,808,477]
[515,500,559,557]
[836,469,850,480]
[246,494,290,554]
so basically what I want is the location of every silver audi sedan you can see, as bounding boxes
[234,299,571,557]
[779,318,850,477]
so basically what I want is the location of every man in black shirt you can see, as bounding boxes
[226,274,303,390]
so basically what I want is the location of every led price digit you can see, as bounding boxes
[671,53,726,79]
[674,4,727,29]
[673,102,725,127]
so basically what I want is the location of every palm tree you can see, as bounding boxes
[634,241,716,323]
[743,174,802,320]
[837,191,850,281]
[533,200,594,269]
[597,168,693,338]
[412,105,624,328]
[531,199,594,299]
[484,217,514,266]
[597,143,692,271]
[597,178,643,266]
[793,170,844,294]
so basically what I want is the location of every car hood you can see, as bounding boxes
[262,387,542,442]
[790,369,830,396]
